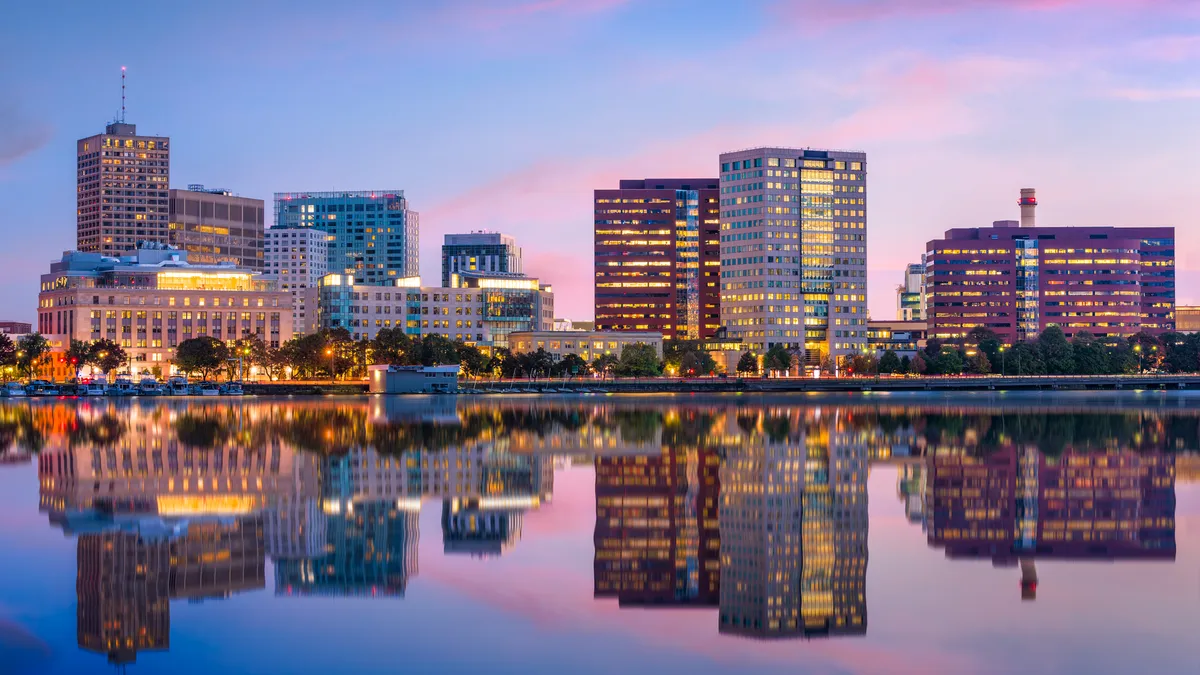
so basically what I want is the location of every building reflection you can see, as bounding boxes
[76,514,264,665]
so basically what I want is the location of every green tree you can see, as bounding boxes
[614,343,662,377]
[679,350,717,376]
[66,340,92,382]
[763,345,793,377]
[923,338,944,360]
[373,327,414,365]
[878,350,902,374]
[174,336,228,380]
[16,333,50,380]
[592,353,619,378]
[736,351,758,376]
[557,353,589,378]
[933,349,964,375]
[899,354,912,374]
[968,326,1002,366]
[965,350,991,375]
[848,353,878,376]
[456,341,490,377]
[1158,331,1197,373]
[1071,331,1108,375]
[419,334,460,366]
[88,339,127,378]
[1129,330,1162,373]
[1037,325,1074,374]
[1008,341,1044,375]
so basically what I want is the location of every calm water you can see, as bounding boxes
[0,392,1198,675]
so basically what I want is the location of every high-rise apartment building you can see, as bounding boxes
[77,122,170,256]
[897,258,926,321]
[925,190,1175,342]
[264,228,329,334]
[594,179,721,340]
[273,191,418,285]
[441,232,522,287]
[718,148,867,365]
[167,186,264,271]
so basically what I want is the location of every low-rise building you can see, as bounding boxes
[0,321,32,335]
[168,186,265,271]
[508,330,663,361]
[368,364,460,394]
[867,320,926,359]
[1176,306,1200,332]
[317,272,553,348]
[36,243,292,377]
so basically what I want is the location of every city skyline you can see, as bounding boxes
[4,1,1200,325]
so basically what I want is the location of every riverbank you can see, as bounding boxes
[241,374,1200,396]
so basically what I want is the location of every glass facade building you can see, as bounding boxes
[441,232,522,287]
[717,148,868,365]
[594,179,721,340]
[274,191,418,286]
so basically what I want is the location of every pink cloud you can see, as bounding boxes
[421,54,1036,321]
[769,0,1196,27]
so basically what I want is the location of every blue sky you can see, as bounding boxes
[2,0,1200,322]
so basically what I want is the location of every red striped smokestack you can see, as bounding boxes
[1019,188,1037,228]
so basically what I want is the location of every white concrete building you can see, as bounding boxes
[264,227,328,334]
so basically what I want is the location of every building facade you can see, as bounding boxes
[273,191,418,285]
[77,122,170,256]
[925,222,1175,343]
[718,148,868,365]
[897,259,926,321]
[866,320,927,360]
[1175,306,1200,332]
[167,186,265,271]
[264,227,329,335]
[442,232,522,287]
[508,330,663,361]
[36,244,293,376]
[594,179,721,340]
[0,321,32,335]
[317,273,553,348]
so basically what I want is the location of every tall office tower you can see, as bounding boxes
[594,179,721,340]
[896,258,926,321]
[265,227,329,334]
[441,232,522,287]
[718,149,867,366]
[77,122,170,256]
[168,185,265,270]
[274,191,419,285]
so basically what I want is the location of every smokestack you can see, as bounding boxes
[1019,188,1037,228]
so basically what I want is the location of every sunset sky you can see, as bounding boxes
[2,0,1199,323]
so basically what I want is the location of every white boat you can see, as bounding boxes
[198,382,220,396]
[167,377,190,396]
[26,381,58,396]
[138,378,163,396]
[109,378,136,396]
[84,381,107,396]
[220,382,244,396]
[2,382,25,397]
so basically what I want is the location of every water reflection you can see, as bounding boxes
[0,396,1191,667]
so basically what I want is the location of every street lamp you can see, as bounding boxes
[999,345,1006,376]
[1134,344,1142,374]
[325,347,335,384]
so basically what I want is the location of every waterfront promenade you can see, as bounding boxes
[240,374,1200,396]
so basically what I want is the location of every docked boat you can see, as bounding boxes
[25,381,59,396]
[108,377,136,396]
[138,378,163,396]
[167,377,190,396]
[198,382,221,396]
[84,380,107,396]
[220,382,244,396]
[2,382,25,397]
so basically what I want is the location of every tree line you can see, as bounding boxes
[858,326,1195,376]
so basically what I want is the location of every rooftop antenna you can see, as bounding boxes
[120,66,126,123]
